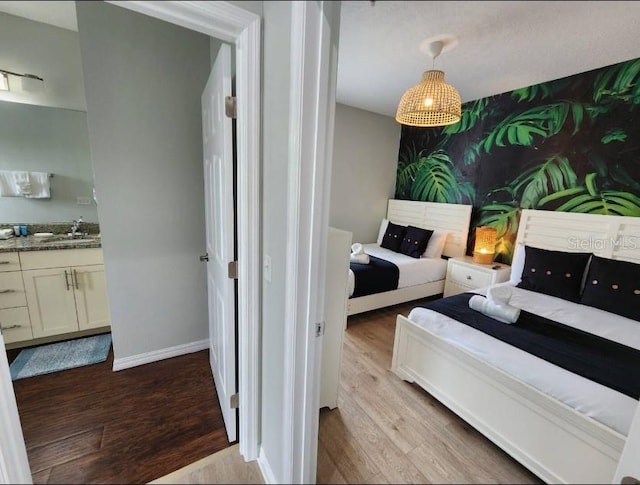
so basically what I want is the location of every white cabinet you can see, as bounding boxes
[320,227,352,409]
[20,248,110,341]
[0,253,32,344]
[443,255,511,297]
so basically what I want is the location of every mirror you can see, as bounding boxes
[0,100,98,224]
[0,9,98,225]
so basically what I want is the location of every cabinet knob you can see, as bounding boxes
[466,275,472,280]
[200,253,209,262]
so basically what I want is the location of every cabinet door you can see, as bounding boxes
[23,268,79,338]
[73,265,110,330]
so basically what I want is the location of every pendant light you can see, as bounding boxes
[395,40,461,127]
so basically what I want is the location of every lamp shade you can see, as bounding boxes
[395,69,461,127]
[473,226,497,264]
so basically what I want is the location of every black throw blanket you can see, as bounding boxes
[424,293,640,399]
[350,255,399,298]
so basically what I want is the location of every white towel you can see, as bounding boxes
[350,253,370,264]
[24,172,50,199]
[487,285,512,306]
[351,243,364,255]
[0,171,22,197]
[14,171,32,195]
[0,228,14,239]
[469,294,521,324]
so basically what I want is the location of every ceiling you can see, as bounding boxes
[2,1,640,119]
[338,1,640,117]
[0,1,76,31]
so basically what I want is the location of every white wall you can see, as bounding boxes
[76,2,211,361]
[260,1,291,480]
[0,12,86,111]
[330,103,400,243]
[0,101,97,223]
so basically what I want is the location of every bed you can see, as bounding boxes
[391,209,640,484]
[347,199,472,316]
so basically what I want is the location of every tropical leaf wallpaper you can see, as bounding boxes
[396,57,640,263]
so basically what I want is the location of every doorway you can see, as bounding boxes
[0,1,261,483]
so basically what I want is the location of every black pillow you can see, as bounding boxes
[580,256,640,322]
[380,221,406,253]
[399,226,434,259]
[517,246,591,302]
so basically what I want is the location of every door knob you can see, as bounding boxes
[200,253,209,262]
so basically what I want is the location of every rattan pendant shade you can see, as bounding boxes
[395,69,461,127]
[396,39,461,127]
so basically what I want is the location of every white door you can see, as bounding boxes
[202,43,237,442]
[0,333,32,484]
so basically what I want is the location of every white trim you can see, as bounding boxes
[0,334,31,485]
[112,339,209,371]
[257,447,277,485]
[105,0,262,461]
[283,1,341,483]
[234,9,262,463]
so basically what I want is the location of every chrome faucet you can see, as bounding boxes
[70,217,84,238]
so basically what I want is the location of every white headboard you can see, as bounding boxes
[386,199,472,258]
[516,209,640,264]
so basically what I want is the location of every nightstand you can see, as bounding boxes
[443,255,511,297]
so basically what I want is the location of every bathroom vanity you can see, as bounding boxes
[0,236,109,349]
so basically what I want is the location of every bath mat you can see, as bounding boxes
[9,333,112,381]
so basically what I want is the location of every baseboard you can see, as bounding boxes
[257,446,277,484]
[112,339,209,371]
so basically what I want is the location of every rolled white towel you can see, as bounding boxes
[469,294,520,324]
[0,228,14,239]
[351,243,364,255]
[487,285,512,306]
[350,253,370,264]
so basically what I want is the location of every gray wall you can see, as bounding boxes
[330,103,400,243]
[261,1,290,479]
[76,2,211,360]
[0,101,98,223]
[0,12,86,111]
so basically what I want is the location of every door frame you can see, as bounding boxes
[0,334,31,484]
[281,1,341,483]
[105,0,262,462]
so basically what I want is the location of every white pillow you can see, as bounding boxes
[509,243,525,284]
[376,218,389,245]
[422,230,448,259]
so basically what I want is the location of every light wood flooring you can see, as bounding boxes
[316,298,543,484]
[149,444,263,484]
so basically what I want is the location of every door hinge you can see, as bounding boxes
[225,96,237,119]
[228,261,238,279]
[230,393,239,409]
[315,321,325,337]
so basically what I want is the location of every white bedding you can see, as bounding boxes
[348,243,447,297]
[407,282,640,436]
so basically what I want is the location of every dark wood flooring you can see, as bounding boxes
[7,340,230,484]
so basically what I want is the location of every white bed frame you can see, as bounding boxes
[392,209,640,484]
[347,199,472,315]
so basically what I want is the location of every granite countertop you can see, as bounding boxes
[0,234,102,253]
